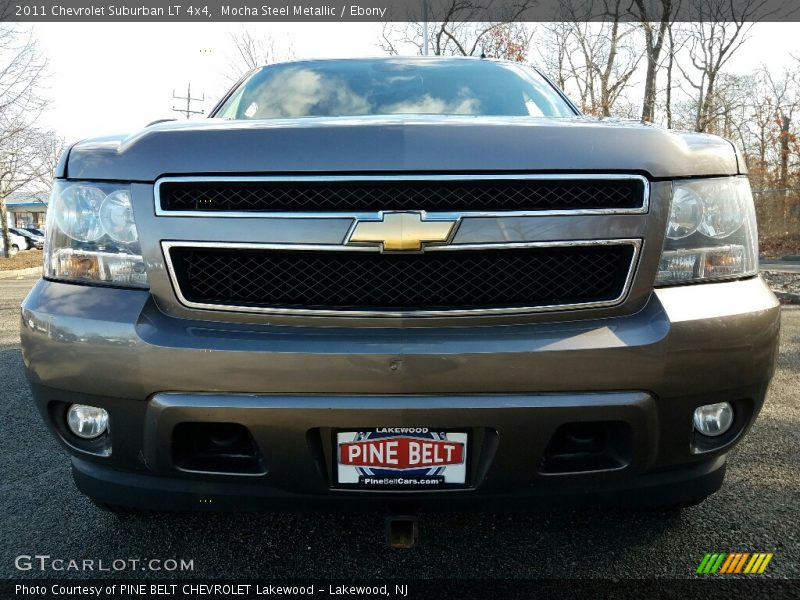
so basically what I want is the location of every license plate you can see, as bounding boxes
[335,428,468,489]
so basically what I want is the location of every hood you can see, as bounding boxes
[61,116,741,181]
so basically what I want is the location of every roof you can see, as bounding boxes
[5,191,48,208]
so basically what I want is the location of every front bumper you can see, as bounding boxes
[21,277,780,509]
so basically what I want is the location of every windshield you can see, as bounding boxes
[214,59,575,120]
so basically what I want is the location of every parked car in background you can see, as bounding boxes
[8,228,32,250]
[21,228,45,249]
[20,57,780,520]
[11,228,44,250]
[5,229,31,255]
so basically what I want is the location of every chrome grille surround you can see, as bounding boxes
[154,174,648,318]
[154,174,650,219]
[162,239,643,318]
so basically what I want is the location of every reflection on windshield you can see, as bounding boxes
[241,68,484,118]
[244,69,371,117]
[218,59,575,120]
[379,92,481,115]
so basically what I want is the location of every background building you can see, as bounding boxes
[4,192,48,230]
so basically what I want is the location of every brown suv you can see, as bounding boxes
[21,58,780,514]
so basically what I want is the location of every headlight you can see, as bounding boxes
[665,187,703,240]
[656,177,758,285]
[45,182,148,288]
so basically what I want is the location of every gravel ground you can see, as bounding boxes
[762,271,800,296]
[1,276,798,581]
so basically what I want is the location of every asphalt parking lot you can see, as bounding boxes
[1,274,798,580]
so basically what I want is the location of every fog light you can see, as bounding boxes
[66,404,109,439]
[693,402,734,437]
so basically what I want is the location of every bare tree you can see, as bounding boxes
[746,94,776,182]
[532,19,596,110]
[227,27,295,80]
[633,0,677,122]
[594,1,644,117]
[677,0,758,133]
[710,72,755,139]
[482,22,533,61]
[533,22,575,92]
[33,132,65,194]
[0,27,46,134]
[761,67,800,191]
[0,23,49,258]
[379,0,536,59]
[543,1,643,117]
[664,22,677,127]
[745,66,800,223]
[0,124,61,251]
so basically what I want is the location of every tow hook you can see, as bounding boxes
[385,510,419,549]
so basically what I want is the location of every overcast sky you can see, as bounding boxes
[32,22,799,143]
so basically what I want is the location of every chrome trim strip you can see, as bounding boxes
[154,174,650,218]
[161,238,643,318]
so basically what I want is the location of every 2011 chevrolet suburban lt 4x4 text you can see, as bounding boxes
[21,58,780,513]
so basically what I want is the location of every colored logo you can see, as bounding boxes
[696,552,773,574]
[348,212,458,252]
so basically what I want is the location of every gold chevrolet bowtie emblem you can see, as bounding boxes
[348,212,458,251]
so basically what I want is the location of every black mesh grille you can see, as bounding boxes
[168,245,635,312]
[159,178,645,213]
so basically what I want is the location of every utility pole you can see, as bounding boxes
[172,83,205,119]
